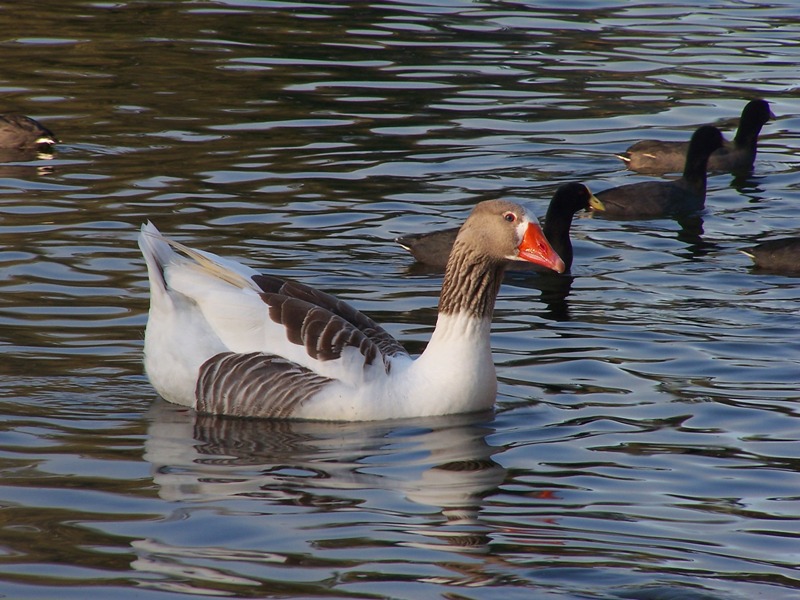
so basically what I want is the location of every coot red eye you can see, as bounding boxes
[503,212,516,223]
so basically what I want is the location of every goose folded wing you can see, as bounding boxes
[252,273,409,360]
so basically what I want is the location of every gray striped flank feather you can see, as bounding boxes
[195,352,332,418]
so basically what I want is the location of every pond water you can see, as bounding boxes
[1,1,799,598]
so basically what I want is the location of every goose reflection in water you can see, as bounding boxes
[136,401,507,587]
[143,401,504,509]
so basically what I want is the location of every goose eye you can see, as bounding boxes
[503,212,516,223]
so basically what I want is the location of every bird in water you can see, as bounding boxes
[0,113,58,152]
[138,200,565,421]
[396,182,603,272]
[741,237,800,273]
[594,125,724,219]
[616,99,772,174]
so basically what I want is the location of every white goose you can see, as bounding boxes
[138,200,565,421]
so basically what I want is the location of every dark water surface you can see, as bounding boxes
[1,1,799,598]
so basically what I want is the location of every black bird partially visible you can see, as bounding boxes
[617,99,772,174]
[594,125,724,219]
[0,113,58,151]
[741,237,800,273]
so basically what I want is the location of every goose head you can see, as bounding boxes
[453,199,566,273]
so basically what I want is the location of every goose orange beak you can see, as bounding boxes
[518,221,566,273]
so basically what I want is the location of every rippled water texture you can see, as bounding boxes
[1,1,799,598]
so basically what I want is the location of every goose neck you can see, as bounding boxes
[438,244,506,320]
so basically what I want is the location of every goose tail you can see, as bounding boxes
[138,222,176,304]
